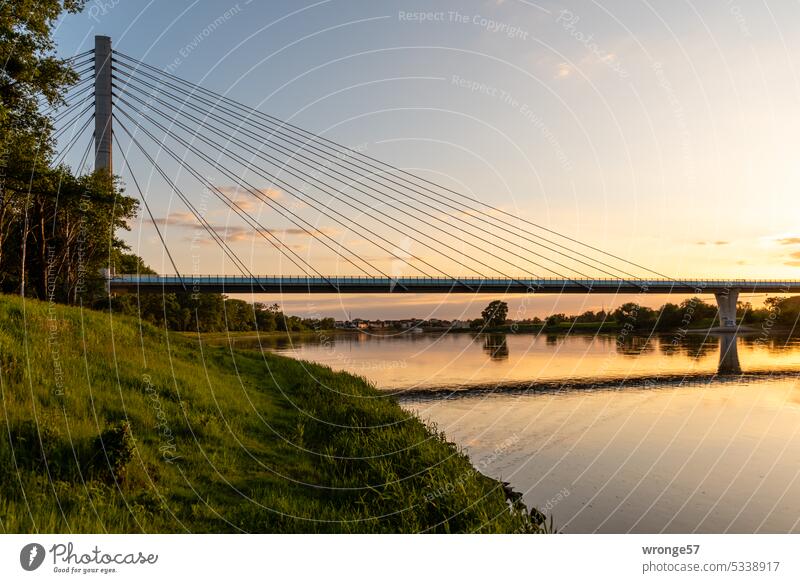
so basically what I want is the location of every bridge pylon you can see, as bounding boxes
[94,35,112,174]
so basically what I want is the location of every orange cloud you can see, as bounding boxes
[215,185,282,200]
[784,251,800,267]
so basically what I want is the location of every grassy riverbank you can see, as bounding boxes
[180,328,356,344]
[0,294,543,533]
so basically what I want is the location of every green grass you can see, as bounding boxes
[180,328,354,342]
[0,294,544,533]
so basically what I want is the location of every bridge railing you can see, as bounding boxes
[109,274,800,288]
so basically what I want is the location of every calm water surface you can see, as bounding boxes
[246,331,800,533]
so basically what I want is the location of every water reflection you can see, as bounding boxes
[717,333,742,375]
[224,328,800,533]
[227,329,800,392]
[404,376,800,533]
[482,334,509,360]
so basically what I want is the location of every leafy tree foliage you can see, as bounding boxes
[1,0,86,156]
[1,1,139,302]
[763,296,800,327]
[481,300,508,327]
[108,281,335,333]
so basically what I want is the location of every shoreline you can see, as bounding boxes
[186,324,798,343]
[395,368,800,402]
[1,294,547,533]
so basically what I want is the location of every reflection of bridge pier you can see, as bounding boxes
[716,332,741,375]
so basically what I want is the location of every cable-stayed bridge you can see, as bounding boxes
[49,37,800,330]
[110,275,800,296]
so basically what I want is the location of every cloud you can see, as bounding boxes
[217,225,335,242]
[148,213,336,242]
[213,186,283,212]
[695,240,729,246]
[777,237,800,246]
[216,185,282,199]
[186,235,305,253]
[147,212,196,226]
[783,250,800,267]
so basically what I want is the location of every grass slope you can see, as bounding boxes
[0,295,542,533]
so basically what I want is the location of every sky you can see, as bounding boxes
[52,0,800,319]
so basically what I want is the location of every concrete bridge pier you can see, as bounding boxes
[714,288,740,329]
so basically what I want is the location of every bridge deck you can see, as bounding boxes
[109,275,800,294]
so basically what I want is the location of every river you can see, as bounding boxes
[242,329,800,533]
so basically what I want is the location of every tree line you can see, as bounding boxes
[477,297,800,330]
[1,2,338,334]
[1,0,138,303]
[110,288,335,333]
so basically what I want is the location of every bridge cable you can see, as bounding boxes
[114,100,380,282]
[50,102,93,156]
[111,75,443,282]
[111,56,647,284]
[112,71,640,284]
[49,90,94,128]
[113,93,453,282]
[74,126,94,176]
[114,74,584,284]
[115,94,501,288]
[112,131,186,289]
[113,85,547,287]
[112,52,665,284]
[114,101,409,285]
[115,115,270,284]
[111,69,551,278]
[114,110,344,284]
[111,71,403,279]
[36,60,95,106]
[50,113,93,169]
[114,108,349,286]
[63,49,95,63]
[116,112,317,284]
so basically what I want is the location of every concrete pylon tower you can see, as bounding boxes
[94,35,112,173]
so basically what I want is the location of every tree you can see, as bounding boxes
[481,300,508,327]
[612,302,657,328]
[1,1,86,162]
[657,302,683,329]
[0,1,140,303]
[0,154,138,301]
[112,251,157,275]
[680,297,717,322]
[765,296,800,326]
